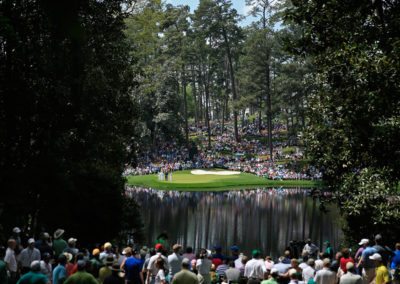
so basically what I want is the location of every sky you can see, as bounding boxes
[166,0,257,27]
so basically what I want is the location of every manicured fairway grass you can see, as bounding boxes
[126,170,320,191]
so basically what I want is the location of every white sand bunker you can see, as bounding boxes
[191,169,241,176]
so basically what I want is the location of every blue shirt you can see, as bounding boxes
[124,256,144,282]
[391,250,400,270]
[362,246,377,269]
[53,264,67,284]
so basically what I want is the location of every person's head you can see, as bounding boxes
[306,238,312,245]
[323,258,331,268]
[54,229,65,240]
[58,254,67,265]
[230,245,240,255]
[77,260,86,271]
[284,250,291,258]
[12,227,21,236]
[291,258,299,268]
[76,253,84,262]
[155,243,163,253]
[335,252,342,260]
[214,245,222,253]
[375,234,382,245]
[307,258,315,268]
[31,260,41,272]
[302,254,309,263]
[173,244,182,253]
[92,248,100,258]
[265,256,273,262]
[200,248,208,259]
[149,248,156,257]
[396,243,400,251]
[369,253,382,265]
[181,258,190,270]
[156,257,165,269]
[289,269,298,280]
[186,247,193,254]
[28,238,35,248]
[104,242,112,252]
[229,261,235,268]
[7,239,16,250]
[358,239,369,247]
[252,249,261,259]
[64,253,73,263]
[43,252,51,263]
[341,248,350,258]
[68,238,77,248]
[123,247,133,257]
[346,262,355,273]
[241,255,248,265]
[270,268,279,279]
[41,232,50,241]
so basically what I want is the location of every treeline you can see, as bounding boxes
[126,0,312,155]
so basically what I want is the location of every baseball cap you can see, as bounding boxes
[155,243,163,250]
[230,245,239,252]
[369,253,382,261]
[172,244,182,250]
[252,249,261,257]
[68,238,77,244]
[13,227,21,234]
[28,238,35,244]
[182,258,190,266]
[323,258,331,265]
[375,234,382,241]
[359,239,369,245]
[92,248,100,256]
[104,242,112,249]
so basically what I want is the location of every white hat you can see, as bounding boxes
[13,227,21,234]
[30,260,41,271]
[28,238,35,244]
[68,238,77,244]
[270,268,279,274]
[369,253,382,261]
[359,239,369,245]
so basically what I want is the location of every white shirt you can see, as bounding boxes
[234,257,243,270]
[168,252,183,275]
[302,266,316,283]
[147,253,169,277]
[244,258,266,279]
[299,263,309,270]
[19,247,41,268]
[4,248,17,272]
[196,258,212,275]
[303,244,319,256]
[314,267,337,284]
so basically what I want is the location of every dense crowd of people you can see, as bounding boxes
[1,227,399,284]
[123,123,321,181]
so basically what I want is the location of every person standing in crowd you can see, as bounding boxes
[391,243,400,284]
[244,249,267,283]
[168,244,183,281]
[64,260,98,284]
[355,239,369,275]
[323,242,333,260]
[182,247,196,262]
[64,239,78,258]
[339,248,354,275]
[302,259,316,284]
[53,229,67,258]
[339,262,362,284]
[262,268,279,284]
[372,235,393,266]
[155,258,167,284]
[40,253,52,281]
[99,256,115,284]
[53,254,67,284]
[103,264,124,284]
[19,238,41,274]
[224,261,240,283]
[36,233,53,258]
[147,244,169,284]
[121,247,144,284]
[16,261,48,284]
[0,246,9,284]
[303,239,319,259]
[172,258,199,284]
[196,249,212,284]
[100,243,114,264]
[314,259,336,284]
[11,228,22,254]
[265,256,275,271]
[273,256,291,275]
[5,239,18,284]
[89,248,103,278]
[369,253,389,284]
[359,240,377,284]
[142,248,156,282]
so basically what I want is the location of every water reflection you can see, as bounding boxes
[127,187,342,257]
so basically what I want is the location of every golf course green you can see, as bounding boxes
[126,169,320,191]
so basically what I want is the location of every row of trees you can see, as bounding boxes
[126,0,311,156]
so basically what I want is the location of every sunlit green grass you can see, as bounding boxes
[126,170,320,191]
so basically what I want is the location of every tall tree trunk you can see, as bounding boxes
[191,65,199,127]
[222,28,239,142]
[182,65,189,147]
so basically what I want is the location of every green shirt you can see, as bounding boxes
[64,271,98,284]
[53,239,68,257]
[98,267,111,284]
[261,278,278,284]
[0,260,8,284]
[172,269,199,284]
[16,271,48,284]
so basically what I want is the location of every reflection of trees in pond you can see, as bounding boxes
[127,187,342,258]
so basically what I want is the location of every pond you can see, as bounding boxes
[127,187,343,258]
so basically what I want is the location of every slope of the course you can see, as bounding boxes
[126,170,320,191]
